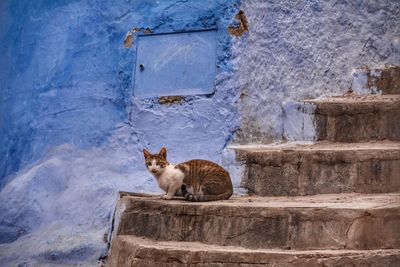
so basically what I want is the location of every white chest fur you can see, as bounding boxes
[153,164,185,193]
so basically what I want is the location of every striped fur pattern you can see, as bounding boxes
[177,159,233,202]
[143,148,233,202]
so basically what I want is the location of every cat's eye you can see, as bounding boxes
[146,162,151,166]
[160,163,166,168]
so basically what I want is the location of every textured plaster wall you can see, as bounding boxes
[1,0,399,266]
[0,0,127,187]
[0,0,242,187]
[0,1,241,266]
[233,0,400,143]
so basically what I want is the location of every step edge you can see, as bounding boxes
[118,192,400,211]
[115,235,400,255]
[228,141,400,152]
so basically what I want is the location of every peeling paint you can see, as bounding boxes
[228,10,248,37]
[158,96,184,105]
[352,66,400,94]
[123,28,140,48]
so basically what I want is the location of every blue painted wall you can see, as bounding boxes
[0,0,240,187]
[0,0,241,265]
[2,0,398,265]
[0,0,127,187]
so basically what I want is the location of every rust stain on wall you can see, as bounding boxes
[158,96,184,105]
[228,10,249,37]
[124,28,140,48]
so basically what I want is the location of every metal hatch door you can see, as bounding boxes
[133,30,217,98]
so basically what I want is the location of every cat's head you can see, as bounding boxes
[143,147,169,176]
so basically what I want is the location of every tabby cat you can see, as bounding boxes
[143,147,233,202]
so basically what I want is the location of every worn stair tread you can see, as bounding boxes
[230,140,400,152]
[305,94,400,103]
[230,141,400,196]
[299,95,400,142]
[304,94,400,115]
[115,235,400,255]
[116,193,400,250]
[108,235,400,266]
[231,140,400,171]
[119,192,400,209]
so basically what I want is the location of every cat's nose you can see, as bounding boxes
[151,169,158,173]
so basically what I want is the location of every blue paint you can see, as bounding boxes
[0,0,128,187]
[134,30,217,97]
[2,0,397,265]
[0,0,241,265]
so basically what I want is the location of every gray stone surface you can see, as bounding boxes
[307,95,400,142]
[113,193,400,250]
[108,236,400,267]
[234,141,400,196]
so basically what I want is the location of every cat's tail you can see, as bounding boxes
[183,190,233,202]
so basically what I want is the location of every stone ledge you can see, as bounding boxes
[307,95,400,142]
[107,235,400,267]
[304,95,400,116]
[114,193,400,250]
[232,141,400,196]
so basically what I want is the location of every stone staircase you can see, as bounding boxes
[107,67,400,266]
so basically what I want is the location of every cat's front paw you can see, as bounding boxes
[161,195,173,200]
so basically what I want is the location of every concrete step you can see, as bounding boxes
[232,141,400,196]
[113,193,400,250]
[306,95,400,142]
[107,235,400,267]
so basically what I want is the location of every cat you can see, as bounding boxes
[143,147,184,200]
[143,147,233,202]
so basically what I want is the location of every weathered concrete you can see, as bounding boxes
[107,236,400,267]
[352,66,400,95]
[306,95,400,142]
[233,141,400,196]
[114,193,400,250]
[234,0,400,144]
[377,66,400,94]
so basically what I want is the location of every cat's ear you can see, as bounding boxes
[143,149,151,159]
[159,147,167,159]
